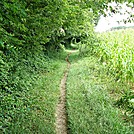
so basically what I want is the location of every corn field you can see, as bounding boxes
[97,29,134,84]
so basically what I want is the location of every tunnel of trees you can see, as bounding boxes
[0,0,133,133]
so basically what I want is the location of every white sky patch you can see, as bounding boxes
[95,2,134,32]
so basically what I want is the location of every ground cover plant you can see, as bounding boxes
[66,55,133,134]
[0,50,67,133]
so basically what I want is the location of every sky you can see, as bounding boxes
[95,2,134,32]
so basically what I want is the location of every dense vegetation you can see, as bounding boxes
[67,54,133,133]
[96,29,134,127]
[0,0,96,133]
[67,29,134,133]
[97,29,134,82]
[0,0,134,133]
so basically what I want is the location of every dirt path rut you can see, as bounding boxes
[55,53,71,134]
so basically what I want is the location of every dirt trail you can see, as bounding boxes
[55,53,71,134]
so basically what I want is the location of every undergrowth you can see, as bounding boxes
[0,48,67,133]
[67,55,133,134]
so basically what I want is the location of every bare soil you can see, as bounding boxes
[55,53,71,134]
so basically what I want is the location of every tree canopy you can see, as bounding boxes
[1,0,133,52]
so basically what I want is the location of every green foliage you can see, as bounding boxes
[0,49,67,133]
[0,0,133,133]
[93,29,134,83]
[0,0,98,51]
[0,0,95,132]
[116,90,134,112]
[67,56,133,133]
[86,29,134,128]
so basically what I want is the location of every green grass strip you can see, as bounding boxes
[67,56,133,134]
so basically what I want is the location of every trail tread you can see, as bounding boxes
[55,53,71,134]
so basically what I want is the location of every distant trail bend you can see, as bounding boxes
[55,52,71,134]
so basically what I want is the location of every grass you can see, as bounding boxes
[66,54,133,134]
[0,51,67,134]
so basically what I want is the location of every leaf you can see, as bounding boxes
[0,40,4,48]
[129,99,134,103]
